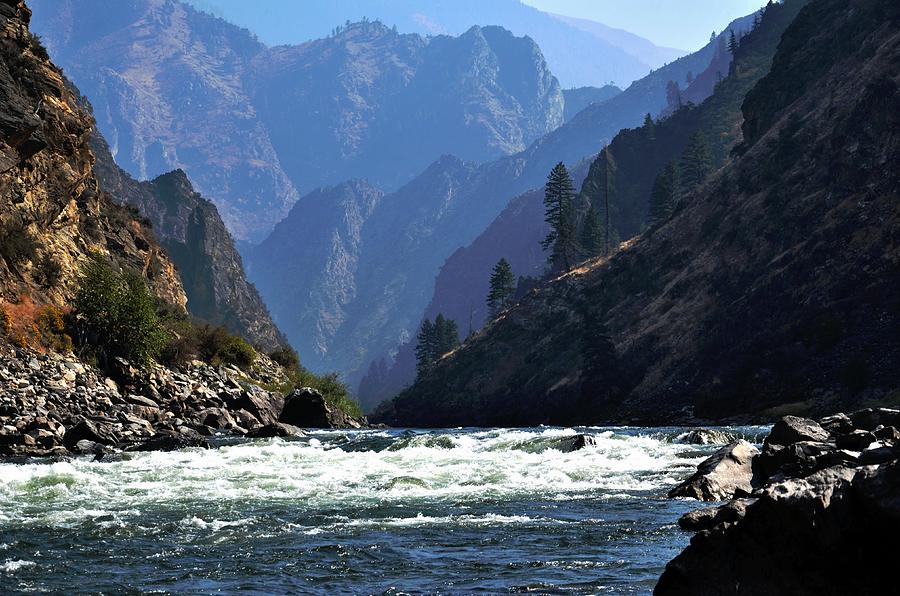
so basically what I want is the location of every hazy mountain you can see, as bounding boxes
[562,86,621,122]
[375,0,900,426]
[29,0,564,240]
[185,0,683,88]
[550,13,686,67]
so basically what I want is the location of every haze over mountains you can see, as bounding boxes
[31,0,565,240]
[185,0,687,88]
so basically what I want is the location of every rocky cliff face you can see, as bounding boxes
[91,133,285,351]
[376,0,900,427]
[30,1,565,240]
[0,0,186,311]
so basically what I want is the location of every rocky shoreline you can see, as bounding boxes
[658,410,900,595]
[0,345,367,459]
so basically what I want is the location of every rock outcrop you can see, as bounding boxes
[668,440,760,501]
[0,343,366,458]
[91,133,286,351]
[656,409,900,594]
[0,0,186,311]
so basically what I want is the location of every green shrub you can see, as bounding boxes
[72,254,167,366]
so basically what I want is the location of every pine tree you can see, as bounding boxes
[642,113,656,141]
[685,71,694,85]
[665,80,682,112]
[414,319,436,379]
[727,30,738,55]
[542,162,577,271]
[580,204,603,258]
[648,161,680,225]
[433,314,459,357]
[487,258,516,317]
[580,148,616,257]
[680,131,713,191]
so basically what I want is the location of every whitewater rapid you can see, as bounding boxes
[0,426,766,593]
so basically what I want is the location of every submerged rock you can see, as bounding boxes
[246,422,305,438]
[668,440,759,501]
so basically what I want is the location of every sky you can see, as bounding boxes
[521,0,769,50]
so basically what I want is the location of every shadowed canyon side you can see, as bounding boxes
[375,0,900,427]
[360,6,785,408]
[30,0,565,240]
[91,134,286,352]
[0,0,186,311]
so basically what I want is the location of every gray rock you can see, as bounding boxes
[280,388,334,429]
[675,429,733,445]
[850,408,900,431]
[668,440,759,501]
[246,422,305,438]
[678,498,755,532]
[764,416,830,447]
[835,430,877,451]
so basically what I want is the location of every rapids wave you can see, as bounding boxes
[0,426,765,594]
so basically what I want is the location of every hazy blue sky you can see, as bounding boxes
[521,0,769,50]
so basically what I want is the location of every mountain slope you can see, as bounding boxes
[0,0,186,311]
[30,1,565,240]
[91,134,285,351]
[375,0,900,427]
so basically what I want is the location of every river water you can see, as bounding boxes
[0,426,766,594]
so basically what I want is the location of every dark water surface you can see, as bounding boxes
[0,426,767,594]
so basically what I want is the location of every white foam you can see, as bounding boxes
[0,559,35,572]
[0,428,725,529]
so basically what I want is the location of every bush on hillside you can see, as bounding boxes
[71,254,167,366]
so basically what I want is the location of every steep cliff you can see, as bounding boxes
[91,134,285,351]
[0,0,186,311]
[376,0,900,427]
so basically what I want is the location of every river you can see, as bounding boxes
[0,426,766,594]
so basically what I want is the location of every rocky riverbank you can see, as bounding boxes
[0,344,367,459]
[657,410,900,595]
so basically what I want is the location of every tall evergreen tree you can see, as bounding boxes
[580,204,604,258]
[648,161,680,224]
[642,113,656,141]
[680,131,713,191]
[433,314,459,357]
[414,318,436,379]
[542,162,578,271]
[487,258,516,317]
[666,80,682,112]
[581,148,617,257]
[727,29,739,55]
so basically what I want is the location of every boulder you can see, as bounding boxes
[835,430,877,451]
[764,416,830,448]
[668,440,759,501]
[819,412,853,435]
[754,441,843,483]
[233,389,284,426]
[63,419,119,448]
[656,463,900,596]
[678,498,755,532]
[246,422,305,438]
[850,408,900,432]
[279,388,334,428]
[675,429,733,445]
[129,430,209,452]
[196,407,236,430]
